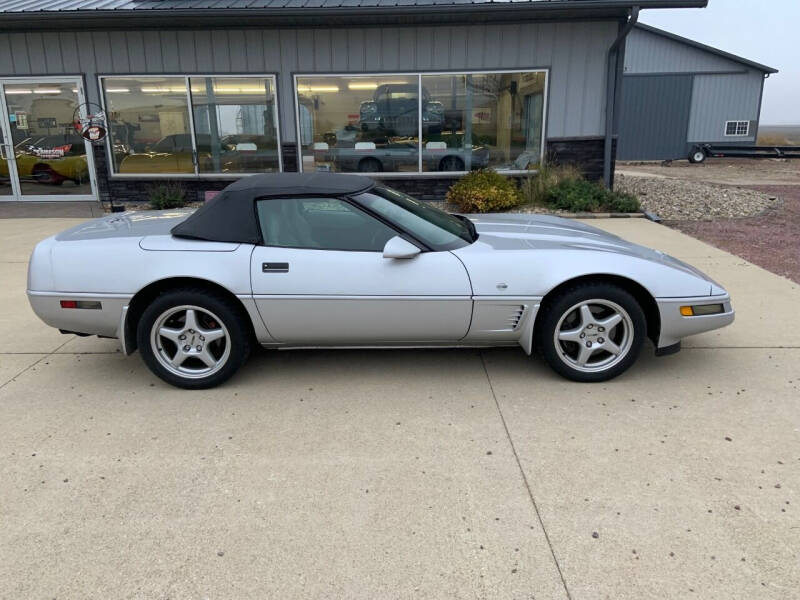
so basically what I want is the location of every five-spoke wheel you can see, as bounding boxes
[151,306,231,379]
[537,283,646,382]
[137,288,251,389]
[554,299,633,373]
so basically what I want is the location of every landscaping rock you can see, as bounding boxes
[615,174,779,221]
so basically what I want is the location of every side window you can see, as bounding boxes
[257,197,400,252]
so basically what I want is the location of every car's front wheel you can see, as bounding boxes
[137,288,251,389]
[536,283,646,382]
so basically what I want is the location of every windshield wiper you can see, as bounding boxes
[454,214,478,243]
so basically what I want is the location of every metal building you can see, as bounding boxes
[0,0,706,210]
[618,23,777,161]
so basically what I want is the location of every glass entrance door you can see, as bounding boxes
[0,115,16,200]
[0,78,97,201]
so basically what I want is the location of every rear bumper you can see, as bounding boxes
[27,291,131,339]
[656,295,734,348]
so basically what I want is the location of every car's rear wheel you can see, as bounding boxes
[439,155,465,172]
[32,164,63,185]
[536,282,646,382]
[137,288,251,389]
[358,157,383,172]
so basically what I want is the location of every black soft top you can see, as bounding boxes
[171,172,375,243]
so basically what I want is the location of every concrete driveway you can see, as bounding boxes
[1,217,798,599]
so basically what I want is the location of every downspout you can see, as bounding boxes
[603,5,639,188]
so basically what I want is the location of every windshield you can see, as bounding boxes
[354,186,475,251]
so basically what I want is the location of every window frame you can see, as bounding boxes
[98,73,282,179]
[724,120,750,137]
[292,69,550,178]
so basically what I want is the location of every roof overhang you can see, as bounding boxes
[635,22,778,74]
[0,1,708,32]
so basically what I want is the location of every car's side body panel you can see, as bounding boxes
[250,245,473,343]
[42,237,253,296]
[27,213,269,344]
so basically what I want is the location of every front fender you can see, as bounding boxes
[456,248,714,299]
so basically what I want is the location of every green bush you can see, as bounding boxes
[520,163,585,207]
[546,177,640,213]
[446,169,523,213]
[147,182,187,210]
[606,190,640,213]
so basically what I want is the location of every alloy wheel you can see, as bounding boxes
[553,298,634,373]
[150,305,231,379]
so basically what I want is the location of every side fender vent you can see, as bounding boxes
[508,305,525,330]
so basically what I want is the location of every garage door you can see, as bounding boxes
[617,74,693,161]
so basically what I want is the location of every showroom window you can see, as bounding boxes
[295,70,547,175]
[100,75,281,176]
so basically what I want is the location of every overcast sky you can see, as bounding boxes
[640,0,797,125]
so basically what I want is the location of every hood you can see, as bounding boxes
[467,213,637,251]
[465,213,717,284]
[55,210,194,242]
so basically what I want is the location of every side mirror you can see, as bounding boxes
[382,236,421,259]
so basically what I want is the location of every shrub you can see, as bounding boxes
[520,163,584,206]
[546,177,640,213]
[147,182,187,210]
[446,169,523,213]
[547,178,605,212]
[606,190,640,213]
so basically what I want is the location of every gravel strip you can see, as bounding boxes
[615,174,779,221]
[670,184,800,284]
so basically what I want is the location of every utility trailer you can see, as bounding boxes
[689,144,800,164]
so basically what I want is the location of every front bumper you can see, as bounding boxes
[656,295,735,349]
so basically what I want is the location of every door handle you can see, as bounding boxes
[262,262,289,273]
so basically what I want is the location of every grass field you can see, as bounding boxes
[758,125,800,145]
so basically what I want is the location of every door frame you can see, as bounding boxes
[0,75,99,202]
[0,86,19,201]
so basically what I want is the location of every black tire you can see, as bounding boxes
[688,147,706,164]
[357,157,383,173]
[535,282,646,383]
[32,165,63,185]
[137,287,251,389]
[439,155,465,172]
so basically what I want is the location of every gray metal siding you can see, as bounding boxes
[617,74,693,160]
[624,27,747,74]
[687,70,763,143]
[0,20,616,142]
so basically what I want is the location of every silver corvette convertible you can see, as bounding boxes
[28,173,734,389]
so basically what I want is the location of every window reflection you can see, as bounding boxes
[297,76,420,174]
[190,77,280,173]
[101,76,280,175]
[422,72,545,172]
[102,77,193,174]
[1,82,92,196]
[297,72,546,174]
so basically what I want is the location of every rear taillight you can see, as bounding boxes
[60,300,101,310]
